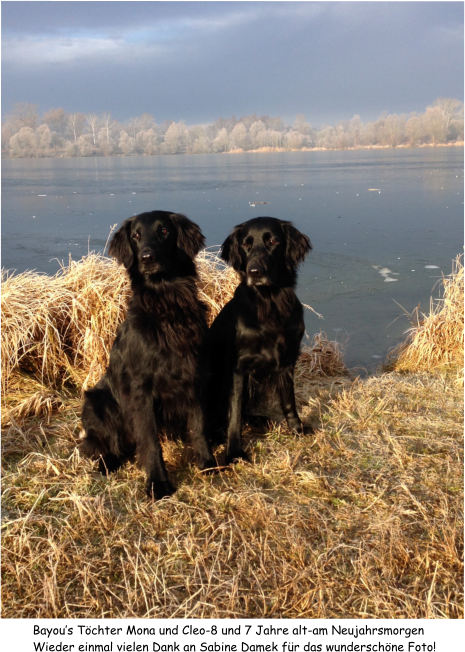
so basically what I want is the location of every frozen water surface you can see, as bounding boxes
[2,148,463,371]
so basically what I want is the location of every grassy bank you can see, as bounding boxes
[1,253,463,618]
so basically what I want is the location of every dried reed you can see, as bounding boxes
[391,254,464,372]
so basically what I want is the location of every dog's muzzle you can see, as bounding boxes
[246,263,272,286]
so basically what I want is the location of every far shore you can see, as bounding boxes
[2,141,463,160]
[225,141,465,154]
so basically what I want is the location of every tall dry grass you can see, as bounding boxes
[392,254,464,373]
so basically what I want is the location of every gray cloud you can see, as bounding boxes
[2,1,463,125]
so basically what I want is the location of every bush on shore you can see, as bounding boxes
[390,254,464,376]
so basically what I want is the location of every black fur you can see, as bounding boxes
[206,217,313,464]
[80,210,216,499]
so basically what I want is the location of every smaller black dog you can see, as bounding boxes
[207,217,312,464]
[80,210,216,499]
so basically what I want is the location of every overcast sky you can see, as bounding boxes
[2,1,463,126]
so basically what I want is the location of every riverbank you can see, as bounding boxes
[226,141,464,154]
[3,140,463,159]
[1,254,463,618]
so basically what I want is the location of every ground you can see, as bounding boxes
[2,367,463,618]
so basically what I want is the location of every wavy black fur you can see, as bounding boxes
[80,210,216,499]
[206,217,313,464]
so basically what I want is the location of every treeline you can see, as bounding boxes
[2,98,463,159]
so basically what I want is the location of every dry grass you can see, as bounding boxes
[2,371,462,618]
[1,251,463,618]
[391,254,464,374]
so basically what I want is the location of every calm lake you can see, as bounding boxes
[2,148,463,371]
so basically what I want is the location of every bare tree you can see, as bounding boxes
[101,113,112,144]
[294,113,311,135]
[431,98,464,140]
[68,113,86,143]
[86,113,100,145]
[42,108,69,136]
[50,132,63,154]
[138,113,155,131]
[9,102,39,130]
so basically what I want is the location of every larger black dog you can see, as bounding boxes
[80,210,216,499]
[207,217,312,464]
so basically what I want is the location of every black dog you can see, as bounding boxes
[206,217,312,464]
[80,210,216,499]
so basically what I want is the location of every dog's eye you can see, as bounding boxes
[133,232,141,241]
[160,228,169,237]
[269,237,279,246]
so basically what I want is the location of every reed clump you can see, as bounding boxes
[391,254,464,373]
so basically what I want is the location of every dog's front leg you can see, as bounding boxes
[226,371,249,464]
[277,368,304,434]
[187,404,217,472]
[133,402,175,499]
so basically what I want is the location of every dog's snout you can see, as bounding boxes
[248,263,265,277]
[140,249,155,263]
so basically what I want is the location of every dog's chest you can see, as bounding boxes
[236,318,288,375]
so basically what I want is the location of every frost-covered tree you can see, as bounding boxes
[162,121,188,154]
[77,134,94,156]
[10,127,37,157]
[36,124,52,155]
[212,128,230,152]
[119,131,134,155]
[230,122,248,150]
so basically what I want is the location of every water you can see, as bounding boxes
[2,148,463,371]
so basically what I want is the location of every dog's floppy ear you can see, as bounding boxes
[281,221,312,269]
[170,213,205,259]
[221,224,243,271]
[108,218,134,268]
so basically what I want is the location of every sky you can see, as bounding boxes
[1,1,463,127]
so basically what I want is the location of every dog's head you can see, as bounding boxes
[108,211,205,275]
[221,217,312,287]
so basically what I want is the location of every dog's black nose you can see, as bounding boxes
[248,264,265,277]
[140,249,155,263]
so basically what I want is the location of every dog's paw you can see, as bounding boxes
[302,424,315,436]
[146,480,176,500]
[286,415,316,436]
[197,457,218,474]
[98,454,124,475]
[289,422,315,436]
[226,448,250,465]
